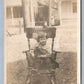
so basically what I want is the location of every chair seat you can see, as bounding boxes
[26,52,59,70]
[25,27,56,38]
[30,73,52,84]
[29,68,54,74]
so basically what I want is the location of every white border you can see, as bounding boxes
[4,0,7,84]
[77,0,81,84]
[4,0,81,84]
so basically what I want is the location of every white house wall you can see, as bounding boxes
[6,0,77,26]
[6,0,23,28]
[6,0,22,6]
[60,0,77,25]
[61,1,72,19]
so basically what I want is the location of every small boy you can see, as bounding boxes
[27,31,59,69]
[34,32,50,57]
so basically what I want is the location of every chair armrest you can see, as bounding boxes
[51,50,61,60]
[22,49,34,53]
[22,50,29,53]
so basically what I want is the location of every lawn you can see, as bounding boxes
[7,52,77,84]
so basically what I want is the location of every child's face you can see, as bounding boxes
[39,37,47,46]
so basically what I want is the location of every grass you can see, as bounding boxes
[7,52,77,84]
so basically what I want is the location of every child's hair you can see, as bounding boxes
[37,32,47,42]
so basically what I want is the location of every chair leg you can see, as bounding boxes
[25,74,31,84]
[26,79,30,84]
[50,71,56,84]
[50,75,56,84]
[25,69,31,84]
[51,75,56,84]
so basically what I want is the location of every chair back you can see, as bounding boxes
[25,27,56,52]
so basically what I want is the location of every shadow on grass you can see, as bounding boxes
[7,52,77,84]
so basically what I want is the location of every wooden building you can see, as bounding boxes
[6,0,77,27]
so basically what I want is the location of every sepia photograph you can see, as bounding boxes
[4,0,80,84]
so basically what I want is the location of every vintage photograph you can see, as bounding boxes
[4,0,80,84]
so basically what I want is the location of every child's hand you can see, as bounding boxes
[39,54,51,58]
[30,49,34,57]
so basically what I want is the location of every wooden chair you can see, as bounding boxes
[23,27,59,84]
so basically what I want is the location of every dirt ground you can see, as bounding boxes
[6,25,77,84]
[7,52,77,84]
